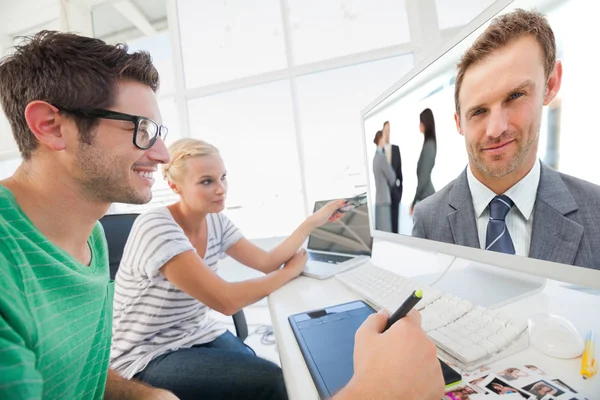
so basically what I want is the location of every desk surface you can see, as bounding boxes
[267,240,600,400]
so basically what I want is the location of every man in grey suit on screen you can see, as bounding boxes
[412,9,600,270]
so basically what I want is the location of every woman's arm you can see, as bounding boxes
[160,249,307,316]
[226,200,345,274]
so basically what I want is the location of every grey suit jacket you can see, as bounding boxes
[412,163,600,270]
[373,150,396,205]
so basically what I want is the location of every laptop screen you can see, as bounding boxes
[307,200,373,256]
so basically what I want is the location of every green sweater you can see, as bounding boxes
[0,185,112,399]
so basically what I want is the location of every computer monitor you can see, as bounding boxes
[360,0,600,304]
[308,200,372,256]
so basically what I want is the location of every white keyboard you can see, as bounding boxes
[335,263,529,369]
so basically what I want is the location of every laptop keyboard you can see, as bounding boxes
[308,253,353,264]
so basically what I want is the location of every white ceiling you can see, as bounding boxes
[92,0,167,41]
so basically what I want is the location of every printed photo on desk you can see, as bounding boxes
[446,363,587,400]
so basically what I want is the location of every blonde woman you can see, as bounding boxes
[109,138,344,400]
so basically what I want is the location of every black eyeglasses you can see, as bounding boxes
[52,104,169,150]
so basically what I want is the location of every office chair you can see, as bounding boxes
[99,213,249,341]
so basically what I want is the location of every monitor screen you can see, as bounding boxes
[362,0,600,271]
[307,200,373,256]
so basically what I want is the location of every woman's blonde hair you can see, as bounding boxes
[162,138,219,182]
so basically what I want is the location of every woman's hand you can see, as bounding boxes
[307,199,346,228]
[282,249,308,278]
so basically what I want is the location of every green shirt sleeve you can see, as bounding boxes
[0,251,43,399]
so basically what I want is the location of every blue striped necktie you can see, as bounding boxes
[485,195,515,255]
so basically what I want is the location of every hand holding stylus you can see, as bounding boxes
[336,304,444,400]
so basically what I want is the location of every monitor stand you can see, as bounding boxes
[410,259,546,309]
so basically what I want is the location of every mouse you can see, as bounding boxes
[529,314,585,359]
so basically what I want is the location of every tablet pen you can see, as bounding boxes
[383,289,423,332]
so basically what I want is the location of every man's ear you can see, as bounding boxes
[24,101,67,151]
[454,113,464,136]
[544,60,563,106]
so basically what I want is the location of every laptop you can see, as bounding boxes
[302,199,373,280]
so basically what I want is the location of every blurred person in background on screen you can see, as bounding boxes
[412,9,600,270]
[382,121,403,233]
[372,130,396,232]
[410,108,437,215]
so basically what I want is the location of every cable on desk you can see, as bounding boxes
[252,324,276,345]
[428,256,457,287]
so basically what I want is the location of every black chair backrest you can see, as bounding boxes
[99,213,140,280]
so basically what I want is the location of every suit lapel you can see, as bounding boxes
[529,164,583,264]
[447,170,480,248]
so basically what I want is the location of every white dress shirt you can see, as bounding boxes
[466,159,541,257]
[384,143,392,164]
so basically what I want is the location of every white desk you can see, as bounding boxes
[268,240,600,399]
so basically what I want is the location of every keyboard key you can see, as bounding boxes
[470,306,486,317]
[438,327,453,337]
[468,333,484,344]
[488,333,509,348]
[489,322,505,333]
[457,345,488,362]
[475,328,493,338]
[456,337,474,348]
[458,300,473,313]
[494,314,510,327]
[429,330,463,351]
[499,328,519,342]
[478,339,499,353]
[504,324,525,338]
[482,310,498,322]
[465,321,486,332]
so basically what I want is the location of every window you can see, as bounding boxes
[127,31,176,96]
[187,80,304,238]
[178,0,287,88]
[287,0,411,65]
[0,112,17,155]
[543,0,600,185]
[295,54,414,205]
[435,0,496,30]
[0,158,21,180]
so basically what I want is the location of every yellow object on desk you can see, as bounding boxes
[581,329,597,379]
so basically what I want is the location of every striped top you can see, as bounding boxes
[0,185,112,399]
[109,207,243,379]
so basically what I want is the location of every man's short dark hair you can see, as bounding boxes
[0,30,160,160]
[454,9,556,117]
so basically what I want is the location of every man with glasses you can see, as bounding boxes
[0,31,174,399]
[0,31,443,400]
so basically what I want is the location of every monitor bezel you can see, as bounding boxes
[358,0,600,288]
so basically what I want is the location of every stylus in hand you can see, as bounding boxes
[383,289,423,332]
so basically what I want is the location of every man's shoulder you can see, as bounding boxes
[558,172,600,195]
[555,172,600,209]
